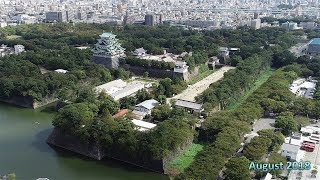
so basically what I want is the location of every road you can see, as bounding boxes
[169,66,235,103]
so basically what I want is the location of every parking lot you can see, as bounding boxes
[288,135,320,180]
[252,118,275,133]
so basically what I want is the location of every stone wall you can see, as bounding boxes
[47,128,105,160]
[123,64,175,79]
[91,56,120,69]
[47,127,194,174]
[123,64,199,82]
[162,137,194,174]
[0,95,57,109]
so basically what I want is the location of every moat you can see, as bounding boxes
[0,103,167,180]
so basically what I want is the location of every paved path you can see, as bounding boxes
[168,66,235,103]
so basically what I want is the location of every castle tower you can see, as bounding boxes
[91,32,125,69]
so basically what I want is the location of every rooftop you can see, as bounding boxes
[310,38,320,45]
[281,143,300,153]
[136,99,159,110]
[175,99,203,110]
[131,119,157,131]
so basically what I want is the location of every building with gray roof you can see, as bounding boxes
[132,99,160,120]
[174,99,203,113]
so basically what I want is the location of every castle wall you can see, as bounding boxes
[47,127,193,174]
[92,56,120,69]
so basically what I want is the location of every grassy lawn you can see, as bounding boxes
[6,35,22,40]
[168,143,204,173]
[188,64,214,85]
[226,69,274,110]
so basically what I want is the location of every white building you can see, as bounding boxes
[280,143,302,162]
[131,119,157,132]
[301,126,320,135]
[133,47,147,56]
[300,22,317,30]
[289,78,317,99]
[0,22,7,28]
[54,69,68,74]
[132,99,160,120]
[281,21,302,31]
[94,79,145,101]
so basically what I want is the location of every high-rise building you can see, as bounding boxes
[144,14,154,26]
[45,11,67,22]
[251,18,261,30]
[144,14,162,26]
[91,33,125,69]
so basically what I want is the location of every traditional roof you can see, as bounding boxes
[134,47,147,54]
[92,32,125,56]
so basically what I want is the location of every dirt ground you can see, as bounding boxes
[170,66,235,102]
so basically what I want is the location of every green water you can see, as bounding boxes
[0,103,168,180]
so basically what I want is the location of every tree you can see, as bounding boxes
[151,104,171,122]
[268,153,286,176]
[275,111,298,135]
[257,129,285,151]
[6,173,16,180]
[243,136,272,161]
[53,103,98,140]
[224,157,251,180]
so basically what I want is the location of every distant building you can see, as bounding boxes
[132,99,160,120]
[281,21,301,31]
[0,22,7,28]
[144,14,162,26]
[46,11,67,22]
[133,48,147,56]
[0,44,24,57]
[307,38,320,56]
[300,22,317,30]
[91,32,125,69]
[251,19,261,30]
[183,20,219,28]
[253,12,259,19]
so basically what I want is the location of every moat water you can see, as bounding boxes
[0,103,167,180]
